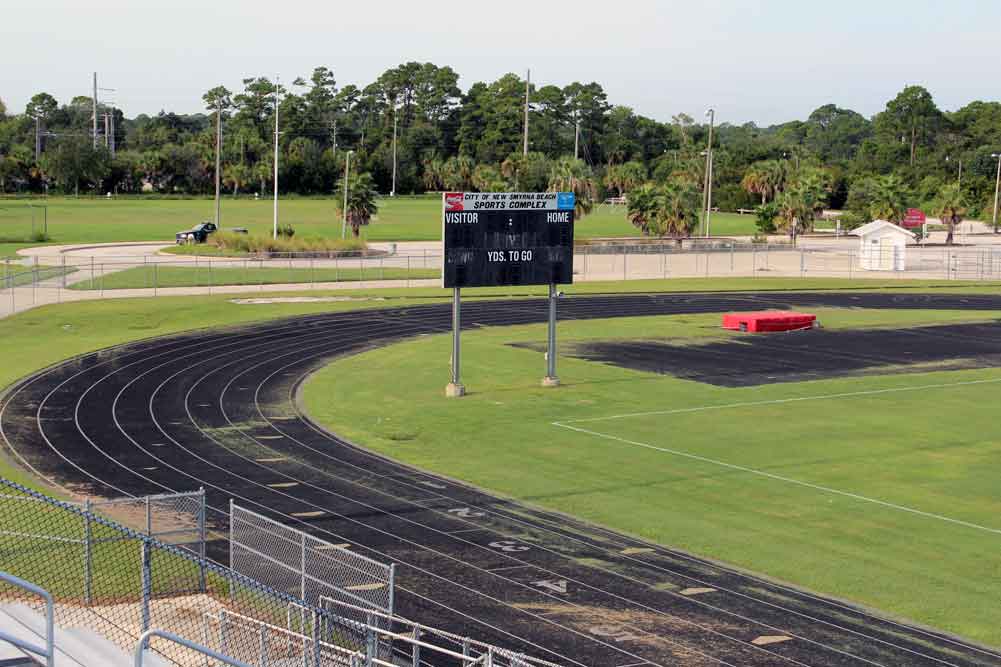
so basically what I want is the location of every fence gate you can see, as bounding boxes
[229,503,395,622]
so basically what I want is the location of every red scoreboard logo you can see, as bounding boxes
[444,193,464,212]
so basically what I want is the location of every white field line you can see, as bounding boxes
[552,376,1001,537]
[558,376,1001,425]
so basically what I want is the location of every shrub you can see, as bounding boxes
[276,223,295,239]
[208,231,366,255]
[754,202,779,233]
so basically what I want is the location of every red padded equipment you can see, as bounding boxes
[722,311,817,333]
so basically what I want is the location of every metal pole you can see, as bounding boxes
[703,108,715,237]
[574,119,580,160]
[215,102,222,227]
[446,288,465,397]
[523,69,530,156]
[992,154,1001,234]
[391,109,398,197]
[92,72,98,148]
[273,78,280,240]
[140,542,152,645]
[198,488,206,592]
[341,152,352,239]
[84,498,93,605]
[543,284,559,387]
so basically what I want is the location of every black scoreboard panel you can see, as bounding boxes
[442,192,575,288]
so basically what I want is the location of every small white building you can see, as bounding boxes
[852,220,916,271]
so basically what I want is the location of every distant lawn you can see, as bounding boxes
[69,265,440,290]
[0,197,759,250]
[302,307,1001,647]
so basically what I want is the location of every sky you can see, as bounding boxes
[3,0,999,126]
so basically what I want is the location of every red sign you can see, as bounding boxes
[902,208,926,228]
[444,193,464,212]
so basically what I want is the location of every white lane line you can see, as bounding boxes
[557,376,1001,425]
[553,422,1001,536]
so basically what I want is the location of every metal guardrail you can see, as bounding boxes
[0,571,54,667]
[134,629,254,667]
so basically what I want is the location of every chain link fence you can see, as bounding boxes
[230,504,394,621]
[0,478,554,667]
[6,243,1001,317]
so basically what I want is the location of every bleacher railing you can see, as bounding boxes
[0,478,558,667]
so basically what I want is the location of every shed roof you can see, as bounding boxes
[851,220,917,239]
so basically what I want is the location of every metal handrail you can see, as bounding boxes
[134,629,255,667]
[0,570,54,667]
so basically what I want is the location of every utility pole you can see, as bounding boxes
[214,100,222,227]
[103,114,110,149]
[703,108,715,238]
[330,119,338,160]
[92,72,98,149]
[109,110,116,157]
[341,151,352,239]
[34,115,41,161]
[272,78,280,239]
[391,107,397,197]
[574,118,580,160]
[523,69,530,156]
[992,153,1001,234]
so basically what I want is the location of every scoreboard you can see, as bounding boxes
[442,192,575,288]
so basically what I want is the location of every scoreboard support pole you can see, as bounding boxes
[446,287,466,397]
[542,283,560,387]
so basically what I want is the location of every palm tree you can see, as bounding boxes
[741,164,769,204]
[222,163,251,197]
[868,175,909,223]
[421,157,445,191]
[604,161,647,198]
[626,179,700,239]
[336,171,379,237]
[934,182,966,245]
[776,181,820,242]
[548,157,597,219]
[471,164,507,192]
[443,155,475,191]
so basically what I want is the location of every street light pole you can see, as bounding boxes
[391,106,397,197]
[341,151,353,239]
[214,101,222,228]
[703,108,715,238]
[272,78,280,239]
[992,153,1001,234]
[523,69,531,156]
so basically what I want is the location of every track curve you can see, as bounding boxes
[3,291,1001,667]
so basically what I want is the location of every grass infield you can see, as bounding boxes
[301,307,1001,647]
[0,196,757,253]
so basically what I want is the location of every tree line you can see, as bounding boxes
[1,66,999,239]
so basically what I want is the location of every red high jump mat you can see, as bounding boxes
[722,311,817,333]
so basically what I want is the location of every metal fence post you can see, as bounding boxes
[411,626,420,667]
[141,541,152,648]
[300,532,307,604]
[730,242,734,271]
[388,563,396,616]
[84,498,93,606]
[312,611,321,667]
[208,259,213,294]
[380,256,384,280]
[799,249,805,278]
[146,496,152,535]
[198,488,207,592]
[229,499,235,603]
[365,613,376,667]
[310,257,315,288]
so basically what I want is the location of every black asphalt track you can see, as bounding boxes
[568,320,1001,386]
[3,291,1001,667]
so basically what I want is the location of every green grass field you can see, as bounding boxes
[68,265,439,290]
[0,197,757,256]
[301,307,1001,647]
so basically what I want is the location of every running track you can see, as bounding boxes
[3,292,1000,667]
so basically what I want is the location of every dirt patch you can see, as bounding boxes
[516,321,1001,387]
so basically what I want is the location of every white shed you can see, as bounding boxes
[852,220,915,271]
